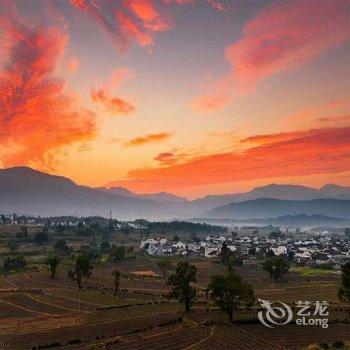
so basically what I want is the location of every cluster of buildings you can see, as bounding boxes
[140,231,350,268]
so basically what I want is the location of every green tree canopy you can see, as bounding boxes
[339,261,350,302]
[345,228,350,239]
[109,245,126,262]
[34,231,49,245]
[47,255,60,279]
[220,241,231,265]
[3,255,26,273]
[100,241,111,253]
[263,255,290,282]
[112,268,122,296]
[157,258,172,278]
[7,241,19,252]
[167,261,197,312]
[68,253,93,289]
[208,271,254,323]
[54,240,70,254]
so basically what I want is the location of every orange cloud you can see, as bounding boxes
[116,11,154,47]
[68,0,224,51]
[91,88,135,115]
[124,132,172,147]
[240,130,308,145]
[318,115,350,126]
[68,0,170,49]
[124,0,170,32]
[109,126,350,192]
[67,55,79,73]
[154,152,177,165]
[0,10,96,169]
[195,0,350,112]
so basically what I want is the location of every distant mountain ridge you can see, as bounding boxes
[192,183,350,211]
[206,198,350,219]
[0,167,188,219]
[1,167,350,221]
[103,187,188,203]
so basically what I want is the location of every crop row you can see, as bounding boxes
[0,312,180,349]
[117,325,210,350]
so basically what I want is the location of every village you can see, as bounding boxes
[140,228,350,269]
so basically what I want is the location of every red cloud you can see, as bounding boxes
[195,0,350,112]
[0,11,96,169]
[124,0,170,32]
[109,126,350,192]
[68,0,170,50]
[91,88,135,115]
[124,132,172,147]
[68,0,225,51]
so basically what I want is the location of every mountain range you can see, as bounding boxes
[1,167,350,221]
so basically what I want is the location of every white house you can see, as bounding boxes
[271,245,287,256]
[204,246,220,258]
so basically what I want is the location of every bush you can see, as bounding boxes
[333,341,345,349]
[318,341,329,349]
[3,255,26,273]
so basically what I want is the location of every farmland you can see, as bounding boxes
[0,221,350,350]
[0,259,349,349]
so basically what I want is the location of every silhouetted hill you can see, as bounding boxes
[0,167,188,219]
[192,183,350,211]
[1,167,350,220]
[102,187,188,203]
[206,198,350,219]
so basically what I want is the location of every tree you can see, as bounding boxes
[3,255,26,273]
[100,241,111,253]
[47,255,60,279]
[167,261,197,312]
[54,240,70,254]
[68,254,93,289]
[34,230,49,245]
[109,245,126,262]
[227,256,236,272]
[345,228,350,240]
[157,258,172,278]
[220,242,230,265]
[7,241,19,253]
[248,246,256,256]
[266,249,275,257]
[173,235,180,243]
[338,261,350,302]
[112,268,122,296]
[269,230,284,239]
[208,271,254,323]
[263,256,290,282]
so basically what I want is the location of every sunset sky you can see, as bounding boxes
[0,0,350,198]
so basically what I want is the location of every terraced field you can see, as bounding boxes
[2,293,69,315]
[0,312,181,349]
[240,324,350,349]
[193,326,283,350]
[117,324,211,349]
[0,262,348,349]
[0,298,39,319]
